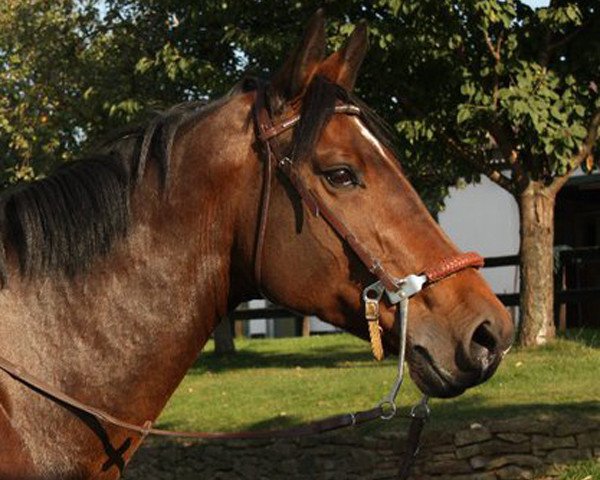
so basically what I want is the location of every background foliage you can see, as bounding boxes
[1,2,599,346]
[1,0,598,209]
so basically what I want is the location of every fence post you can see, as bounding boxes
[557,257,567,333]
[302,317,311,337]
[214,316,236,355]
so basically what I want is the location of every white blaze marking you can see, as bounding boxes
[352,117,389,160]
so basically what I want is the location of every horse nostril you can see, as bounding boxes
[469,321,499,372]
[472,321,497,351]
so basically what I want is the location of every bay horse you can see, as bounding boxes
[0,11,513,480]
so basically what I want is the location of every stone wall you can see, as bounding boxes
[124,413,600,479]
[412,415,600,479]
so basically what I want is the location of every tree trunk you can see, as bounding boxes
[517,181,557,347]
[214,315,236,356]
[302,316,311,337]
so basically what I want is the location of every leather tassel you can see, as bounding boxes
[368,319,384,361]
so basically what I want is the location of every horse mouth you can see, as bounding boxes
[408,346,467,398]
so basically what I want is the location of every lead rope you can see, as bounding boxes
[395,299,430,479]
[399,395,431,479]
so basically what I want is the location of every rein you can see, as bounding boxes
[0,84,485,478]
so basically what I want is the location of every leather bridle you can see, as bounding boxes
[0,82,486,478]
[249,81,485,475]
[253,81,400,294]
[251,81,484,361]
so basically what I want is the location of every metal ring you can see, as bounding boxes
[362,281,384,302]
[378,400,397,420]
[409,396,431,419]
[364,287,379,300]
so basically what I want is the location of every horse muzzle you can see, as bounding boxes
[405,311,513,398]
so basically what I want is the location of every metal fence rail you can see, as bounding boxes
[231,307,301,320]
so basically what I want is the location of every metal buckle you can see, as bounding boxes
[278,156,292,169]
[362,280,385,304]
[386,274,427,305]
[349,412,357,426]
[363,281,384,321]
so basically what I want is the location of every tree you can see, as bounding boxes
[367,0,600,346]
[2,1,598,346]
[0,0,225,186]
[104,0,600,346]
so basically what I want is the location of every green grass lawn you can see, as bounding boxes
[560,459,600,480]
[157,329,600,434]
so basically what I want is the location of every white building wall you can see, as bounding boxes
[438,177,520,297]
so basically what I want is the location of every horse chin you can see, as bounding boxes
[408,365,466,399]
[405,346,467,399]
[405,345,504,399]
[381,334,464,398]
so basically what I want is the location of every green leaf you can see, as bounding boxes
[457,107,472,125]
[571,124,588,140]
[550,104,564,121]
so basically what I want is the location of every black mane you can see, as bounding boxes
[0,100,210,287]
[288,75,398,163]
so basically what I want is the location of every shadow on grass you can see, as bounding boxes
[156,414,303,434]
[156,399,600,436]
[191,343,379,373]
[433,397,599,423]
[125,401,600,480]
[364,398,600,436]
[193,328,600,374]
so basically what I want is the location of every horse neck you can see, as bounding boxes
[1,94,258,427]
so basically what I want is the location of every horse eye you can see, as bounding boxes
[324,167,358,188]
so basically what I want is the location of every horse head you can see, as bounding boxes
[241,11,514,398]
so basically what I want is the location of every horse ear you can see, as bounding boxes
[270,9,326,109]
[318,21,368,91]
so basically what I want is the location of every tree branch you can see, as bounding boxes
[549,108,600,195]
[396,94,515,194]
[481,25,525,193]
[487,122,527,190]
[548,13,596,54]
[539,30,553,68]
[442,134,514,193]
[483,29,501,62]
[547,26,584,53]
[539,15,594,67]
